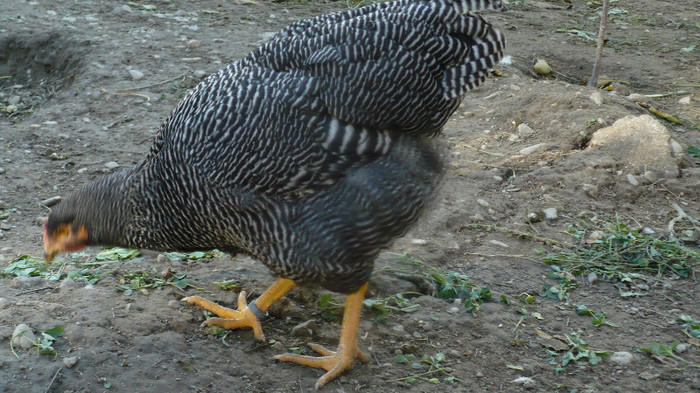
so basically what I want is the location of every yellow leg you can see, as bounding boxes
[274,283,370,389]
[182,278,296,341]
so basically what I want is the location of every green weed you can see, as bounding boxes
[543,223,698,281]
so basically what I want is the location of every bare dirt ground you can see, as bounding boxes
[1,0,699,392]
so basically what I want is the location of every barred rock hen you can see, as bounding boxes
[43,0,505,388]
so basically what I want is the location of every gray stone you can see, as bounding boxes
[12,324,36,349]
[627,174,640,186]
[63,356,79,368]
[543,208,558,220]
[518,143,548,155]
[59,277,78,290]
[128,69,144,81]
[587,272,599,285]
[104,161,120,169]
[11,276,44,289]
[290,319,316,337]
[589,91,604,105]
[610,351,634,365]
[41,196,62,207]
[518,123,534,136]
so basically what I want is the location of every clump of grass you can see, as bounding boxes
[116,267,198,295]
[2,255,102,284]
[389,352,462,385]
[386,253,494,314]
[678,315,700,339]
[362,292,421,322]
[544,331,609,372]
[543,223,698,280]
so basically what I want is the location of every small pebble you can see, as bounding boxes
[642,227,655,235]
[63,356,79,368]
[193,70,207,79]
[590,91,604,106]
[471,214,485,222]
[290,319,316,337]
[476,199,489,208]
[543,208,558,220]
[587,272,598,285]
[9,96,20,105]
[526,211,543,223]
[627,93,646,101]
[448,307,459,314]
[626,174,639,186]
[678,96,691,105]
[59,277,78,290]
[675,343,688,353]
[669,139,683,157]
[0,223,10,231]
[112,4,132,13]
[609,351,634,365]
[12,324,36,349]
[0,167,5,174]
[42,196,62,207]
[517,123,534,136]
[168,300,181,309]
[488,239,509,248]
[582,183,599,198]
[104,161,120,170]
[512,376,536,387]
[533,59,552,75]
[518,143,548,155]
[588,230,605,243]
[128,69,144,81]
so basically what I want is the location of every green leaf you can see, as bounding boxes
[507,364,524,371]
[688,146,700,157]
[44,326,65,338]
[96,247,140,261]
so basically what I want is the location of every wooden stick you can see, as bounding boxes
[588,0,610,87]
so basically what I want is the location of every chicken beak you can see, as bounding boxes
[44,250,57,264]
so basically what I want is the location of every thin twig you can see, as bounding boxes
[463,252,539,263]
[115,73,188,92]
[43,367,62,393]
[457,143,506,156]
[466,223,570,248]
[15,286,55,296]
[99,89,151,102]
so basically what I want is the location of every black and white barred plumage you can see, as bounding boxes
[47,0,505,293]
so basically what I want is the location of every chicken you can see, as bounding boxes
[43,0,505,388]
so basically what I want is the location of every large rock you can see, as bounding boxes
[587,115,680,177]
